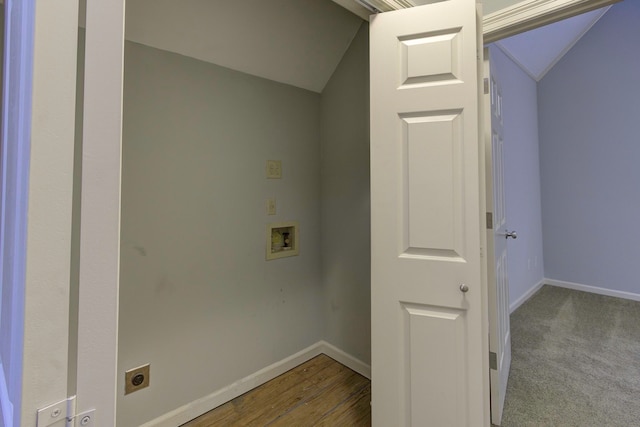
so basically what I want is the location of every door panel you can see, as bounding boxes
[485,48,512,426]
[403,303,467,426]
[403,112,464,257]
[370,1,488,425]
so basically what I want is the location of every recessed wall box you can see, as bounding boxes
[125,364,150,395]
[267,221,299,260]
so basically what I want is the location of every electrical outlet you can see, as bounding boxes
[125,364,150,395]
[266,160,282,179]
[267,198,276,215]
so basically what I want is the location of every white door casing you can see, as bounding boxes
[1,0,614,425]
[370,0,489,425]
[484,48,512,426]
[75,0,126,424]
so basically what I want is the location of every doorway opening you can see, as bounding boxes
[485,1,640,423]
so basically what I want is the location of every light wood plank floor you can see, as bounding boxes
[182,354,371,426]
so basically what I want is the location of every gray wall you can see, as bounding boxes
[484,0,522,15]
[489,46,545,308]
[538,0,640,295]
[320,23,370,363]
[117,42,324,426]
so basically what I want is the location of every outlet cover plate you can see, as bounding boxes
[267,198,277,215]
[266,160,282,179]
[125,364,150,395]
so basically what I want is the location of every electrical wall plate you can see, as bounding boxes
[125,364,150,395]
[267,198,277,215]
[266,160,282,179]
[266,221,299,260]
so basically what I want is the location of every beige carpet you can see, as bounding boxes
[501,285,640,426]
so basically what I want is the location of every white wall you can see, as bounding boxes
[0,4,26,424]
[538,1,640,296]
[320,23,371,364]
[489,46,545,308]
[117,42,324,426]
[1,1,78,425]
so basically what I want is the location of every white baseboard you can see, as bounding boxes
[141,341,371,427]
[317,340,371,379]
[509,279,544,313]
[0,363,14,427]
[546,279,640,302]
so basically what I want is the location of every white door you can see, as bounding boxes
[484,48,512,426]
[370,1,489,425]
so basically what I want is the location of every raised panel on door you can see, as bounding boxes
[402,303,467,426]
[402,111,464,259]
[370,1,488,425]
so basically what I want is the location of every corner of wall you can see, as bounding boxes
[319,23,371,364]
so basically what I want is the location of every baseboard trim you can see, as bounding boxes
[318,340,371,379]
[510,279,545,313]
[141,341,371,427]
[0,363,14,427]
[546,279,640,302]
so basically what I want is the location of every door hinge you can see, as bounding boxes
[489,352,498,370]
[484,78,489,94]
[486,212,493,229]
[37,396,95,427]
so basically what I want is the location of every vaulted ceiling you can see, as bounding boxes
[78,1,611,92]
[495,6,610,81]
[121,0,364,93]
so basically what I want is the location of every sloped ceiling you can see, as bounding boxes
[337,0,610,82]
[80,0,609,93]
[120,0,363,93]
[494,6,610,81]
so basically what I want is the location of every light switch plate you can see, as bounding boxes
[266,160,282,179]
[267,198,276,215]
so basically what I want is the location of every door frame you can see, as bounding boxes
[340,0,618,36]
[74,0,126,425]
[482,0,619,43]
[20,0,614,424]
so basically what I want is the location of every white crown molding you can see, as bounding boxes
[483,0,620,43]
[337,0,619,42]
[332,0,374,20]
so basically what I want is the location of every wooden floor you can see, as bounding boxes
[182,354,371,426]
